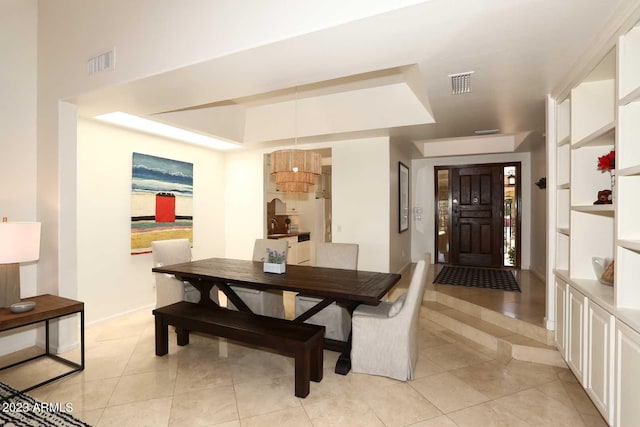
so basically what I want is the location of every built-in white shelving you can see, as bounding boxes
[571,205,615,214]
[553,17,640,426]
[617,240,640,252]
[619,24,640,102]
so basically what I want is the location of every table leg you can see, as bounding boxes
[186,281,219,307]
[216,282,253,313]
[294,298,357,375]
[294,349,311,398]
[155,315,168,356]
[334,331,352,375]
[176,327,189,346]
[311,341,323,382]
[80,310,85,370]
[45,319,50,356]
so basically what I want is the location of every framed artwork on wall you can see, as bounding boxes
[130,152,193,254]
[399,161,409,233]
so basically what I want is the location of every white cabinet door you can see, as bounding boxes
[297,240,310,264]
[285,237,298,265]
[586,301,614,425]
[555,279,568,358]
[615,322,640,427]
[567,286,587,385]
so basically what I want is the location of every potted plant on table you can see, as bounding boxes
[263,248,286,274]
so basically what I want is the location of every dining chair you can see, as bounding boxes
[227,238,287,318]
[294,242,358,341]
[350,255,429,381]
[151,239,219,308]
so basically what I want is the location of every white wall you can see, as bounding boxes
[36,0,425,309]
[389,142,413,273]
[77,119,226,324]
[530,140,547,279]
[224,150,267,261]
[0,0,38,296]
[0,0,39,356]
[223,137,391,272]
[0,0,37,297]
[332,138,391,272]
[412,152,532,269]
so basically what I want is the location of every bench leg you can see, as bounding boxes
[155,315,168,356]
[176,327,190,346]
[310,342,323,383]
[294,350,311,398]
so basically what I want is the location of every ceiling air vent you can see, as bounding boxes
[448,71,474,94]
[87,49,115,75]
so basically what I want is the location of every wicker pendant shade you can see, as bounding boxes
[270,149,321,193]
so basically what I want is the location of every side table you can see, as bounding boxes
[0,294,84,400]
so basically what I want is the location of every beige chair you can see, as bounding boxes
[152,239,218,308]
[294,243,358,341]
[350,256,429,381]
[227,238,287,318]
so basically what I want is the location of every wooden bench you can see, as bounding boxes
[152,301,324,398]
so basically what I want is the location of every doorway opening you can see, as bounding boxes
[434,162,520,268]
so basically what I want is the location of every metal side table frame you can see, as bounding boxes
[0,294,84,402]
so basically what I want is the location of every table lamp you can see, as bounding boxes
[0,217,41,308]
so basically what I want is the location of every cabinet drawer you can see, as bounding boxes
[297,241,310,264]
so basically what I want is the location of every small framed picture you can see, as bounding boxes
[399,162,409,233]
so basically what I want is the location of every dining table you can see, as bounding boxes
[152,257,401,374]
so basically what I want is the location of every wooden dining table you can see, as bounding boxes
[152,257,401,374]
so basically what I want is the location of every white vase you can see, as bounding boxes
[610,169,615,203]
[592,257,613,286]
[263,262,286,274]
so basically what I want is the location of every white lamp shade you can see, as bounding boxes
[0,222,41,263]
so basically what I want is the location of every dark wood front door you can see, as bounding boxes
[450,165,503,267]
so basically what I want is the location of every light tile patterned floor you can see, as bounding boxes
[0,265,605,426]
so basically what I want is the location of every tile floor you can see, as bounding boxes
[427,264,547,327]
[0,265,605,427]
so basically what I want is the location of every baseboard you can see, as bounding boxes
[86,303,155,328]
[0,329,38,357]
[396,260,411,274]
[35,336,78,354]
[529,267,546,284]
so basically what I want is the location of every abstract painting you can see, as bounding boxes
[131,153,193,254]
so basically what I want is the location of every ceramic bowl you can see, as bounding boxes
[9,301,36,313]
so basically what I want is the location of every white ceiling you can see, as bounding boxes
[74,0,630,156]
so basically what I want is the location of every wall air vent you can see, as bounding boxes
[448,71,474,94]
[87,49,115,75]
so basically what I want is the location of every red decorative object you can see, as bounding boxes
[155,192,176,223]
[597,150,615,172]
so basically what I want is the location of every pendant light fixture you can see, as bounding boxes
[270,87,321,193]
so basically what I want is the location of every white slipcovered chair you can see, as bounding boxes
[294,243,358,341]
[350,257,429,381]
[152,239,219,308]
[227,238,287,318]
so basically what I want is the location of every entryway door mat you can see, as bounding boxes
[433,266,521,292]
[0,381,91,426]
